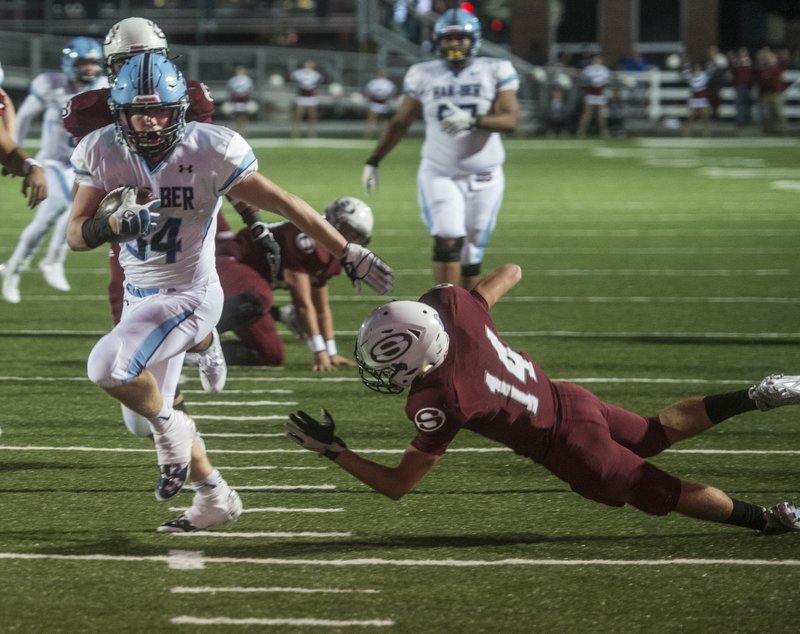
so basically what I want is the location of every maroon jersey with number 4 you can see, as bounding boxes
[408,284,559,461]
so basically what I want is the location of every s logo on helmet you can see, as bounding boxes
[370,333,413,363]
[414,408,446,432]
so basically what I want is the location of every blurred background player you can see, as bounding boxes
[290,59,323,138]
[216,196,374,371]
[363,70,397,138]
[361,8,519,290]
[575,53,612,138]
[1,37,105,304]
[224,65,256,137]
[0,86,47,207]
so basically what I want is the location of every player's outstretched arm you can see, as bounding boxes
[362,95,421,194]
[473,263,522,309]
[286,409,439,500]
[335,445,439,500]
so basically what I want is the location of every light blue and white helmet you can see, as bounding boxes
[61,37,104,85]
[433,8,481,64]
[109,53,188,159]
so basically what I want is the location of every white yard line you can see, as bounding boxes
[171,616,394,627]
[170,531,352,538]
[169,507,343,514]
[1,552,798,567]
[171,586,379,594]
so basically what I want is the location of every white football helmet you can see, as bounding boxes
[355,301,450,393]
[104,17,168,74]
[325,197,374,246]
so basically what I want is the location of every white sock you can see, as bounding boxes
[192,469,227,496]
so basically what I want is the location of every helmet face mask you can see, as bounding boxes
[62,37,103,85]
[433,8,481,68]
[104,17,168,78]
[355,301,450,393]
[324,197,374,246]
[110,53,188,160]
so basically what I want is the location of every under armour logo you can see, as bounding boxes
[178,164,193,173]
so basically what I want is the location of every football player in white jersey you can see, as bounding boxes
[67,53,392,532]
[1,37,105,304]
[361,8,519,290]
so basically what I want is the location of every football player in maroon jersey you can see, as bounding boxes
[216,197,373,371]
[287,263,800,535]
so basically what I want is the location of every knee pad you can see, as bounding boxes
[461,263,481,278]
[217,293,263,333]
[433,236,464,263]
[121,404,152,438]
[87,336,127,389]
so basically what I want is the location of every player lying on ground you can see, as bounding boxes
[287,263,800,534]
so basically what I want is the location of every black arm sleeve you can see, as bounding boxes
[81,216,115,249]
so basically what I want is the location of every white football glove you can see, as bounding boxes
[341,242,394,295]
[285,409,347,459]
[112,187,162,240]
[440,100,476,136]
[362,163,379,194]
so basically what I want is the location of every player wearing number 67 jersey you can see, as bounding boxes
[287,264,800,535]
[362,8,519,291]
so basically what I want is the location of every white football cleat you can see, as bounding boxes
[1,263,21,304]
[152,410,196,501]
[197,328,227,393]
[761,501,800,534]
[157,488,242,532]
[276,304,303,339]
[749,374,800,411]
[38,259,71,292]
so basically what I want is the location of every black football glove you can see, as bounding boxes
[285,409,347,459]
[249,221,281,284]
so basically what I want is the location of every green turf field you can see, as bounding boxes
[0,136,798,632]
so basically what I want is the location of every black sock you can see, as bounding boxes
[723,498,766,531]
[703,389,758,424]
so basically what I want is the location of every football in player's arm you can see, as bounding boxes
[287,264,800,534]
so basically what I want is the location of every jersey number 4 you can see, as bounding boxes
[131,217,183,263]
[483,326,540,414]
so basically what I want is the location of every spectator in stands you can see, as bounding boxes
[683,60,711,137]
[363,70,397,138]
[704,45,727,119]
[290,59,323,138]
[729,47,753,126]
[543,86,569,137]
[225,65,256,137]
[755,47,787,135]
[576,53,612,138]
[622,49,648,72]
